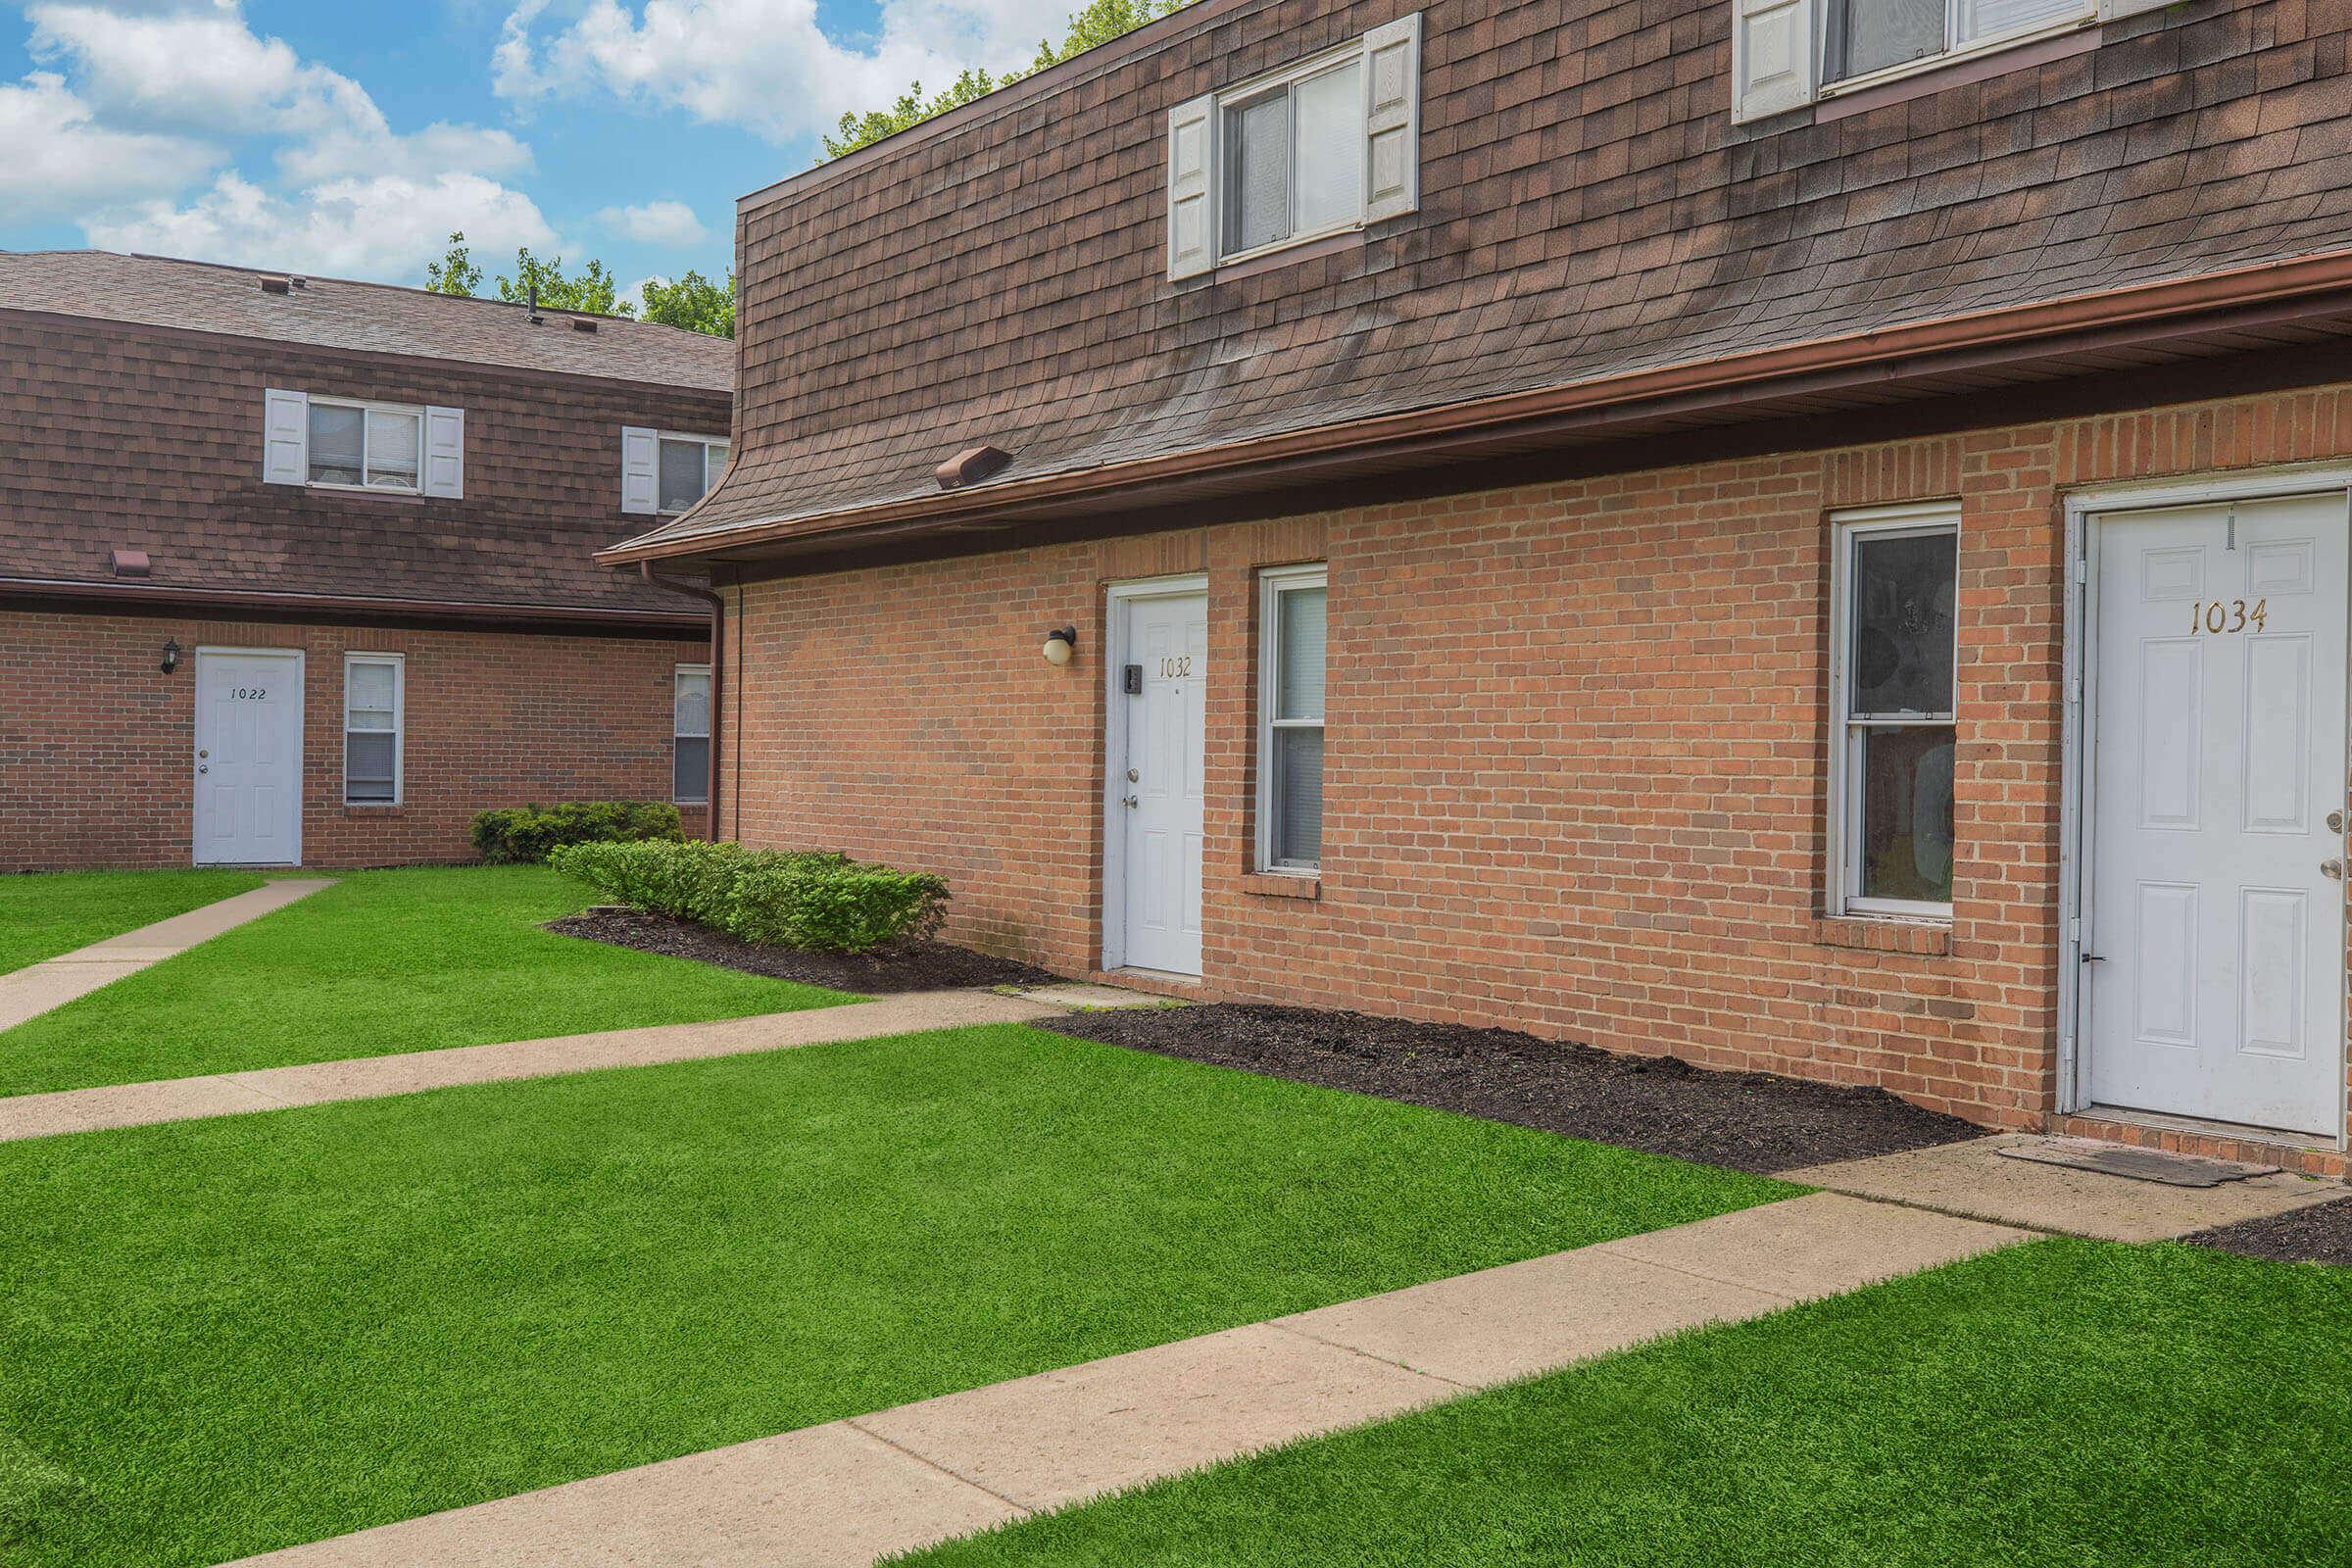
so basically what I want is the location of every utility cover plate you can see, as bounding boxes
[1995,1137,2279,1188]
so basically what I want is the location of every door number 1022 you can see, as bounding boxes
[2187,599,2267,635]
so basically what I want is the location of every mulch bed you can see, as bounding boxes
[1033,1003,1984,1174]
[548,907,1064,994]
[2186,1197,2352,1266]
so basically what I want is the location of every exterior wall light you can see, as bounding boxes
[1042,626,1078,666]
[160,638,181,674]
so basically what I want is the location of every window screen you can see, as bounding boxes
[674,666,711,804]
[660,438,715,514]
[344,657,401,804]
[308,403,365,486]
[1261,573,1327,869]
[1827,0,1945,80]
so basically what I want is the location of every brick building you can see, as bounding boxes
[604,0,2352,1173]
[2,250,731,869]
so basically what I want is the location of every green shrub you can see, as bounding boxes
[548,840,950,955]
[470,802,684,864]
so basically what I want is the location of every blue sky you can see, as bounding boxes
[0,0,1071,301]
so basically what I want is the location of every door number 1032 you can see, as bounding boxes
[2187,599,2268,635]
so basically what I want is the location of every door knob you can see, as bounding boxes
[2324,858,2343,881]
[198,765,208,775]
[1121,795,1139,808]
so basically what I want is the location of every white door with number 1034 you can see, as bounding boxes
[2085,493,2348,1135]
[193,649,303,866]
[1114,591,1206,976]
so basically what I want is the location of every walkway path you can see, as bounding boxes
[0,878,333,1033]
[225,1194,2027,1568]
[0,989,1055,1144]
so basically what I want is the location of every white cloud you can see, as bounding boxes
[0,71,219,219]
[86,171,560,280]
[495,0,1077,144]
[6,0,554,283]
[596,199,707,244]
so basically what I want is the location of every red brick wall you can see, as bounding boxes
[722,380,2352,1165]
[1,609,708,869]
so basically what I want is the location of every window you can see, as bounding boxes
[262,390,464,497]
[1166,14,1420,279]
[621,428,729,515]
[344,655,404,805]
[1829,505,1957,918]
[674,664,711,805]
[1824,0,2084,82]
[1257,564,1327,872]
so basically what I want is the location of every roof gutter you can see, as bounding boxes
[0,575,707,630]
[597,249,2352,568]
[638,563,726,842]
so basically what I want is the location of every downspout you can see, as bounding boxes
[639,562,724,842]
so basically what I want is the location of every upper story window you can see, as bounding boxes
[1166,14,1421,280]
[262,389,465,499]
[622,427,730,515]
[1733,0,2167,124]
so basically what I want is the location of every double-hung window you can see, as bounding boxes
[1829,505,1957,917]
[674,664,711,805]
[1166,14,1421,279]
[1826,0,2085,83]
[622,428,729,515]
[1257,565,1328,872]
[344,654,404,805]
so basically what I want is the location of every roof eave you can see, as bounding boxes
[600,249,2352,570]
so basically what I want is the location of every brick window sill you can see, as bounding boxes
[342,804,407,817]
[1812,916,1950,956]
[1241,872,1320,901]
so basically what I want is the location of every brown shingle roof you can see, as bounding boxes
[615,0,2352,562]
[0,250,733,391]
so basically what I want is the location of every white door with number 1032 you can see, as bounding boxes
[1115,591,1206,976]
[2086,494,2348,1135]
[193,650,303,865]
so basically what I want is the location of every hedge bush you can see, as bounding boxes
[470,802,684,865]
[551,840,950,955]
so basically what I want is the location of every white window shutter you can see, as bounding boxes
[1166,93,1218,281]
[620,425,660,514]
[263,389,308,485]
[422,407,465,498]
[1362,12,1422,223]
[2098,0,2172,18]
[1732,0,1818,124]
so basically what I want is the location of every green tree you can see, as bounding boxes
[639,269,736,337]
[497,247,635,317]
[822,0,1193,159]
[423,231,482,296]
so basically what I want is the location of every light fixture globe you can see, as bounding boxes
[1042,626,1078,666]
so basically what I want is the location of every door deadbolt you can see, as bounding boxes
[1126,768,1140,783]
[2324,858,2344,881]
[2330,809,2345,834]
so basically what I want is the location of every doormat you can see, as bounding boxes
[1995,1137,2279,1188]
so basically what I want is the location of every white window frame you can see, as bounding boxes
[656,433,730,516]
[308,396,426,495]
[1818,0,2094,96]
[342,653,405,807]
[673,662,712,806]
[1826,503,1959,921]
[1215,47,1370,266]
[1256,563,1328,874]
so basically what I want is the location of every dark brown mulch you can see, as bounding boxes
[2186,1197,2352,1267]
[548,906,1065,994]
[1034,1003,1985,1174]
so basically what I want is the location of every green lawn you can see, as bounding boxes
[0,869,266,974]
[0,866,849,1096]
[0,1024,1793,1566]
[902,1240,2352,1568]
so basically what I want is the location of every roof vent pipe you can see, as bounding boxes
[527,282,542,324]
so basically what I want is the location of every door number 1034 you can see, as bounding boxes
[2187,599,2268,635]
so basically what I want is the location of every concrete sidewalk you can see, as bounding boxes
[0,989,1056,1144]
[222,1194,2028,1568]
[0,878,333,1033]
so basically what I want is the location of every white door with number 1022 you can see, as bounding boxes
[193,649,303,865]
[2085,493,2347,1135]
[1113,590,1206,976]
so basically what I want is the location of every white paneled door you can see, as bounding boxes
[1109,585,1207,976]
[2085,494,2348,1135]
[193,649,304,865]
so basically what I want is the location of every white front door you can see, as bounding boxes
[193,649,304,866]
[1109,585,1207,976]
[2084,493,2347,1135]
